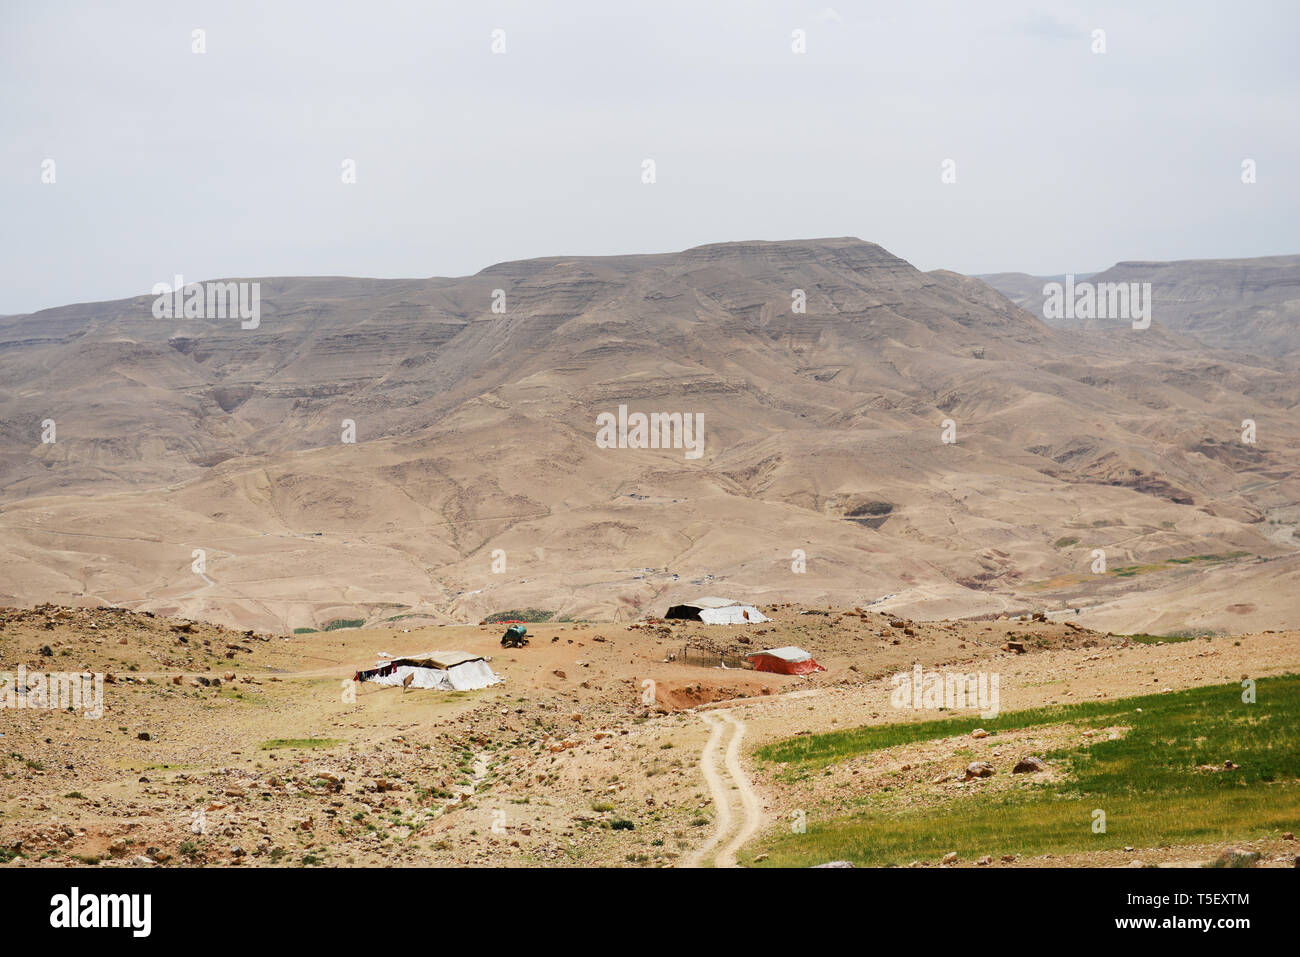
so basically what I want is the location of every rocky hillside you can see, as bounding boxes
[980,255,1300,357]
[1,239,1298,633]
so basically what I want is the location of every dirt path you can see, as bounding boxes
[717,711,762,867]
[683,710,762,868]
[681,712,731,867]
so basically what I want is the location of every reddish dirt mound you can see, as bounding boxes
[651,677,778,710]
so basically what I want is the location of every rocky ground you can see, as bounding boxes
[1,603,1295,867]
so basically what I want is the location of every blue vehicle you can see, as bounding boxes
[500,624,529,648]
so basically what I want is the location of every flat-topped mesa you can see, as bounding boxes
[678,236,905,264]
[1097,255,1300,301]
[474,237,916,280]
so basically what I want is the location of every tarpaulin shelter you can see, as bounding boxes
[664,597,770,624]
[747,646,825,675]
[354,650,503,691]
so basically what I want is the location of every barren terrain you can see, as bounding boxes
[2,603,1295,868]
[3,240,1299,636]
[3,239,1298,869]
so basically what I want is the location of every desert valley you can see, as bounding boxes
[2,238,1298,870]
[3,238,1299,636]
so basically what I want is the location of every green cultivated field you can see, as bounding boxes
[747,676,1300,867]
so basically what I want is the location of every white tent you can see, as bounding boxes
[665,597,770,624]
[356,650,503,691]
[697,604,769,624]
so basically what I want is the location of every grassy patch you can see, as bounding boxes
[294,618,364,633]
[758,696,1152,770]
[323,618,364,631]
[748,675,1299,867]
[258,738,344,750]
[1165,552,1249,565]
[1112,552,1252,579]
[1053,536,1080,548]
[1125,633,1198,645]
[483,609,554,623]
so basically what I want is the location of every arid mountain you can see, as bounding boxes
[975,272,1096,312]
[980,256,1300,357]
[2,239,1298,635]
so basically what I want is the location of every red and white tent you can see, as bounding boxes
[747,646,825,675]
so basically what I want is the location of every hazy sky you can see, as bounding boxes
[3,0,1297,314]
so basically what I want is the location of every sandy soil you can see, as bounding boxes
[1,603,1296,868]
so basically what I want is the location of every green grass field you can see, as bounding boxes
[747,675,1299,866]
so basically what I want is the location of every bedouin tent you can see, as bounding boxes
[663,597,770,624]
[747,646,825,675]
[354,651,503,691]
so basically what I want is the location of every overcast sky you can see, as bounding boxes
[3,0,1297,314]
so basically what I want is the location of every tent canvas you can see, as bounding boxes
[664,598,770,624]
[356,650,502,691]
[387,650,483,670]
[747,645,825,675]
[683,596,744,609]
[698,605,768,624]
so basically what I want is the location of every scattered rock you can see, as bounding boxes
[1215,847,1261,868]
[1013,756,1047,774]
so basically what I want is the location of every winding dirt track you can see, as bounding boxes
[682,709,762,868]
